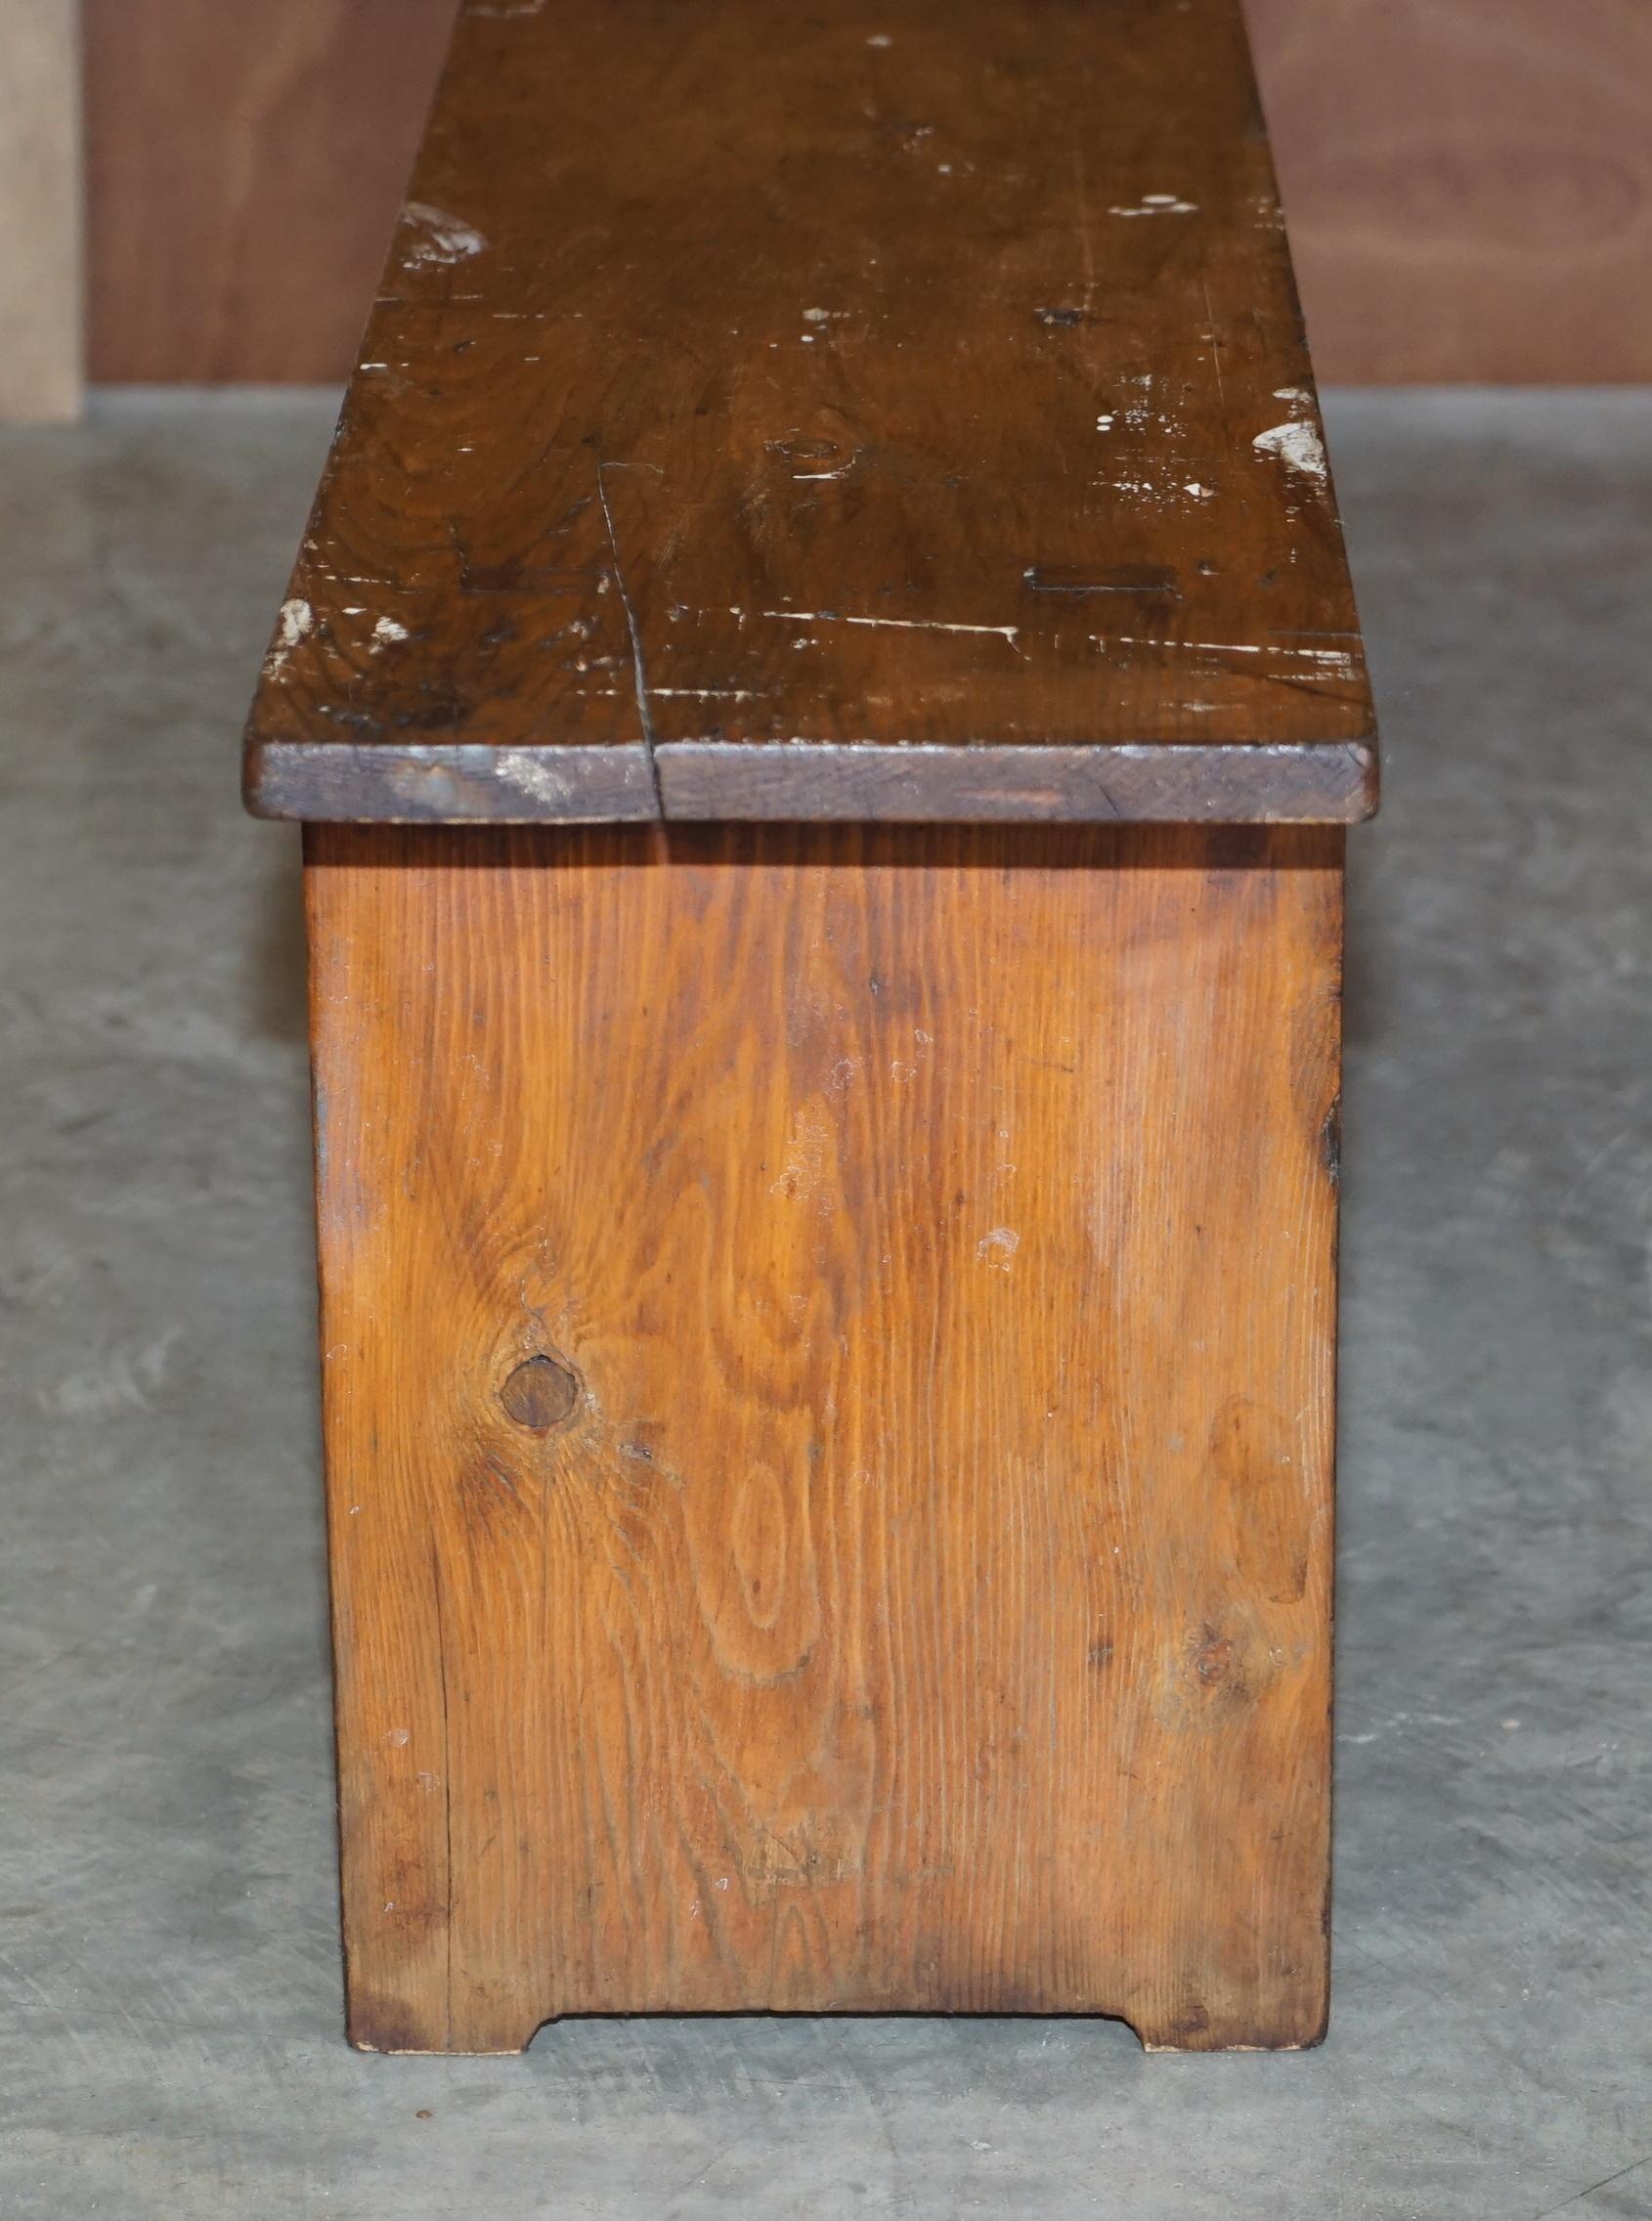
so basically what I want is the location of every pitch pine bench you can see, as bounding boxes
[244,0,1377,2054]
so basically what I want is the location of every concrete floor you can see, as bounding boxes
[1,390,1649,2218]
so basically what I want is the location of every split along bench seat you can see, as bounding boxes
[244,0,1377,2056]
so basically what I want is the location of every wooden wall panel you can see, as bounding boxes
[83,0,1652,386]
[1,0,83,422]
[84,0,457,383]
[1249,0,1652,383]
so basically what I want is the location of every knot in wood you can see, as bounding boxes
[500,1353,581,1433]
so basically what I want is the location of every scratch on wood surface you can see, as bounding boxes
[1022,565,1181,598]
[792,450,864,483]
[761,609,1022,651]
[1091,634,1359,676]
[594,460,664,811]
[1071,141,1099,317]
[1201,278,1227,415]
[431,1543,454,2053]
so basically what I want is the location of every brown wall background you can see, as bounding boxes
[86,0,1652,386]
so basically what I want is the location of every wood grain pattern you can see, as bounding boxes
[0,0,82,424]
[243,0,1376,827]
[1249,0,1652,384]
[306,823,1342,2052]
[84,0,1652,388]
[84,0,456,384]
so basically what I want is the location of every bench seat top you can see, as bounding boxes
[243,0,1378,826]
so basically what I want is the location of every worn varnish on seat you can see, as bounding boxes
[247,0,1375,2056]
[243,0,1376,826]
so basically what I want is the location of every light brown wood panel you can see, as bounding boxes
[1248,0,1652,383]
[84,0,456,383]
[306,823,1342,2052]
[1,0,82,422]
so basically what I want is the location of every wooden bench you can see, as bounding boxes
[245,0,1376,2056]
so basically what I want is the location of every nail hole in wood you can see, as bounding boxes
[500,1354,581,1433]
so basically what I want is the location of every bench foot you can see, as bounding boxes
[1128,1991,1329,2055]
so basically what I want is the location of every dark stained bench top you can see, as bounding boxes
[243,0,1378,826]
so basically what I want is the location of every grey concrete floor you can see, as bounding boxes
[1,390,1649,2218]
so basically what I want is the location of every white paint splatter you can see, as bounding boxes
[771,1108,833,1205]
[1109,194,1197,217]
[402,201,489,268]
[977,1227,1021,1269]
[491,755,583,806]
[263,596,314,680]
[1087,374,1196,501]
[1252,419,1327,482]
[372,617,410,645]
